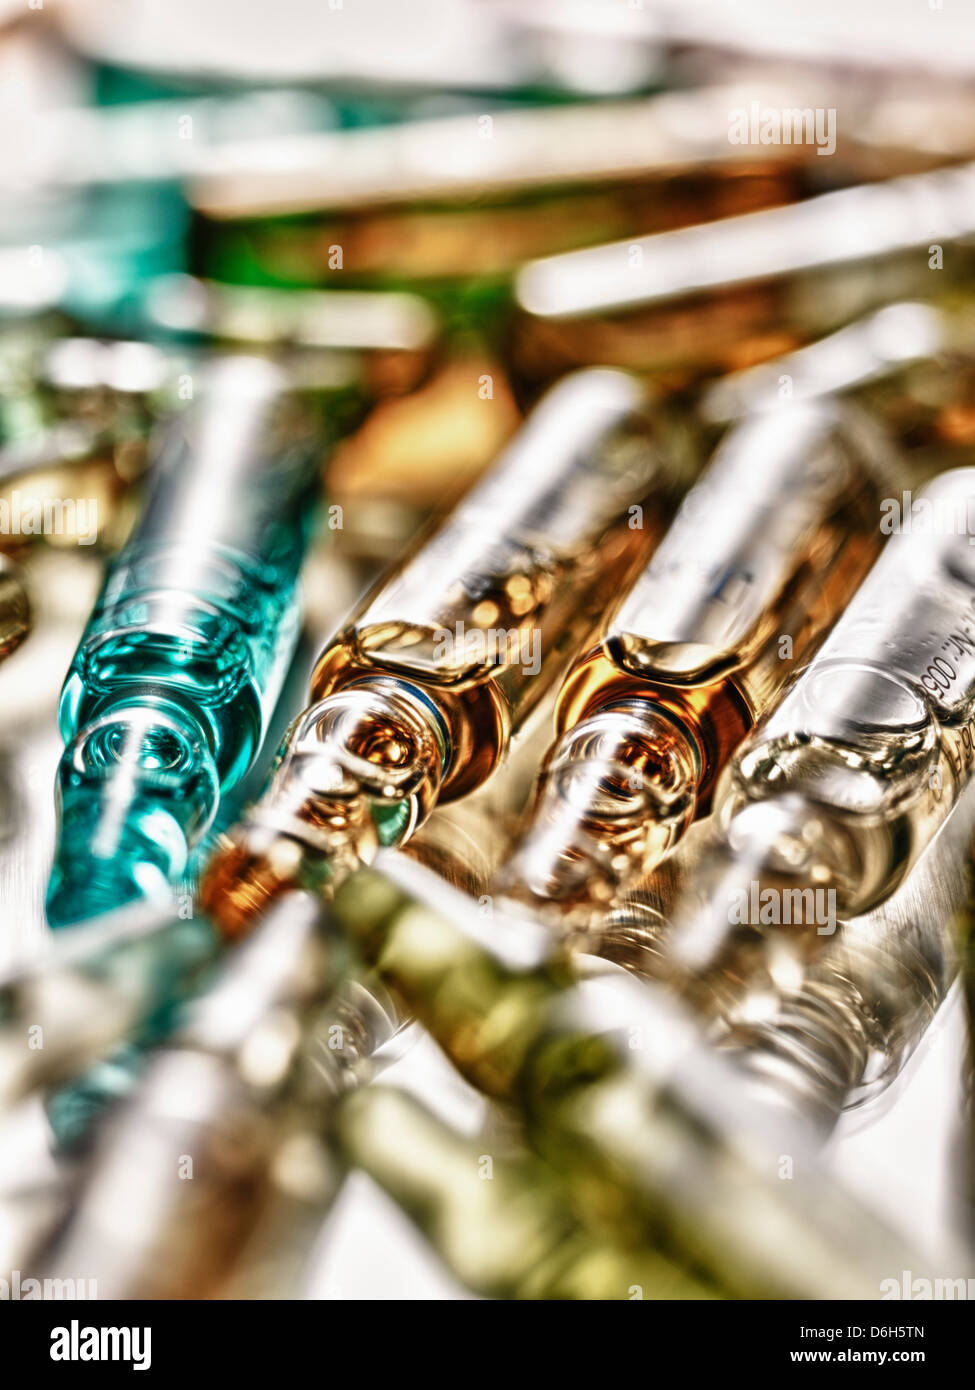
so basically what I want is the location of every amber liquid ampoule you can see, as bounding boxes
[499,399,897,929]
[202,368,685,935]
[651,468,975,1033]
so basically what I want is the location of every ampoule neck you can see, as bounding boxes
[277,677,448,846]
[47,699,221,927]
[715,971,872,1136]
[591,896,872,1136]
[660,794,862,999]
[497,699,703,932]
[200,678,448,939]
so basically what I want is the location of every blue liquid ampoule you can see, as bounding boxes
[46,355,325,926]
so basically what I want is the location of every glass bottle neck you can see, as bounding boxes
[199,678,451,940]
[270,677,449,852]
[47,700,221,926]
[498,699,703,930]
[660,795,862,1001]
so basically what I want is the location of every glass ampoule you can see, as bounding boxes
[0,314,96,546]
[499,399,895,928]
[708,774,975,1136]
[191,85,816,322]
[597,773,975,1137]
[0,896,216,1114]
[16,286,436,559]
[704,297,975,484]
[46,356,328,927]
[327,857,933,1301]
[700,300,947,426]
[337,1084,717,1301]
[716,858,962,1135]
[141,274,438,403]
[960,833,975,1229]
[657,466,975,1018]
[0,337,177,556]
[513,160,975,386]
[201,368,685,936]
[191,78,972,318]
[29,892,375,1299]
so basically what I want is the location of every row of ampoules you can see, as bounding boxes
[2,286,973,1295]
[3,53,975,1302]
[33,316,969,911]
[22,292,975,1112]
[10,120,975,519]
[198,330,975,1144]
[193,128,975,394]
[7,130,975,608]
[11,139,975,447]
[3,841,973,1299]
[16,74,975,360]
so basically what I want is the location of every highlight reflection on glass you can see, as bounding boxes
[47,356,325,926]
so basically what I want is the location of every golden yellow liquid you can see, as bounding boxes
[499,445,887,927]
[557,511,880,811]
[203,370,685,938]
[311,523,657,802]
[204,494,663,938]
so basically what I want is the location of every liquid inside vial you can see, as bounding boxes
[501,401,895,927]
[202,369,684,937]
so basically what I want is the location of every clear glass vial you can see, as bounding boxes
[661,466,975,1014]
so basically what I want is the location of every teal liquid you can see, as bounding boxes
[46,358,321,926]
[49,550,302,924]
[45,614,312,1150]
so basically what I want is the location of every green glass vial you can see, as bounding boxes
[46,356,325,926]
